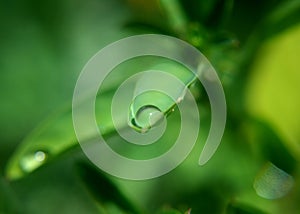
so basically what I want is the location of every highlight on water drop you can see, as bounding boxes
[130,105,164,133]
[19,150,48,173]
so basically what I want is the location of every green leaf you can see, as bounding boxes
[5,56,197,181]
[180,0,234,28]
[10,151,101,214]
[0,177,19,214]
[226,201,268,214]
[245,22,300,160]
[157,210,182,214]
[260,0,300,39]
[5,92,114,180]
[76,161,140,214]
[2,0,133,180]
[159,0,188,34]
[245,119,297,174]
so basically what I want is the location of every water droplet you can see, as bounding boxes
[130,105,164,133]
[19,150,48,173]
[34,151,46,162]
[253,162,294,199]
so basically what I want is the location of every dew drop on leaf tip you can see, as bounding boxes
[129,105,164,133]
[19,150,48,173]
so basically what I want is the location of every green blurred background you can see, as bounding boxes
[0,0,300,213]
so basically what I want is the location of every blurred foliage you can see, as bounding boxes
[1,0,300,213]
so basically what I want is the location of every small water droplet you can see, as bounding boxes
[253,162,294,200]
[19,150,48,173]
[130,105,164,133]
[34,151,46,162]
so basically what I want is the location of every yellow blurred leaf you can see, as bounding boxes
[246,24,300,159]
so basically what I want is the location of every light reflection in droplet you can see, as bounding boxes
[19,150,48,173]
[34,151,46,162]
[253,162,294,200]
[131,105,164,133]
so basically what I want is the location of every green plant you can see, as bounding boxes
[1,0,300,213]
